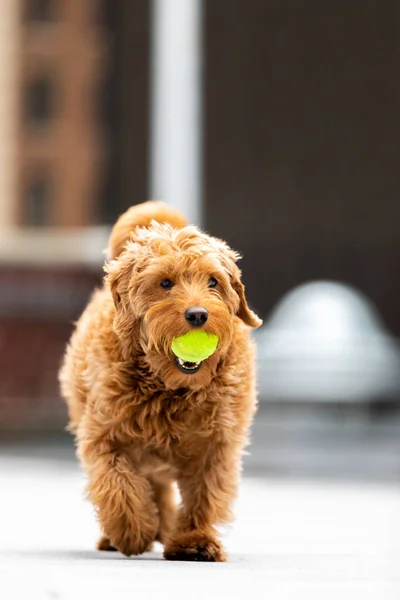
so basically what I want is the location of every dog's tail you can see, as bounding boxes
[107,201,188,259]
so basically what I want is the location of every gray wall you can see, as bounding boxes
[205,0,400,334]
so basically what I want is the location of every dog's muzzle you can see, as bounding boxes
[174,356,202,375]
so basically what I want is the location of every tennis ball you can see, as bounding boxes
[171,330,219,363]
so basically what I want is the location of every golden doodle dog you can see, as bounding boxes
[59,201,261,562]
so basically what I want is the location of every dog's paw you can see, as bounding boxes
[163,530,226,562]
[97,535,118,552]
[97,534,154,554]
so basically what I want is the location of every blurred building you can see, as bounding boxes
[0,0,109,431]
[204,0,400,338]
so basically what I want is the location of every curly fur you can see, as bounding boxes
[59,201,262,562]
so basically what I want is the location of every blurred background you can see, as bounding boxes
[1,0,400,483]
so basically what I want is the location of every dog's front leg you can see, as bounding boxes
[164,443,240,562]
[80,436,159,556]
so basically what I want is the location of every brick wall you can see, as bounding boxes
[0,265,101,432]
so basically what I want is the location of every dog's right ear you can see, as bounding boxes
[103,257,140,358]
[104,259,124,309]
[109,275,122,309]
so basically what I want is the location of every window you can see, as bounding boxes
[26,0,55,22]
[25,77,53,129]
[23,176,51,227]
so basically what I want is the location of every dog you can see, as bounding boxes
[59,201,262,562]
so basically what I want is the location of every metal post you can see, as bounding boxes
[150,0,203,226]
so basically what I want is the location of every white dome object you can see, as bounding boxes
[255,281,400,403]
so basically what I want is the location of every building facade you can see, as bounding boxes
[0,0,109,431]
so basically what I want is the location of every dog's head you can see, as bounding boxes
[105,223,261,390]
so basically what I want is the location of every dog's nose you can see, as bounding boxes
[185,306,208,327]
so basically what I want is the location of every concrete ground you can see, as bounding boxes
[1,452,399,600]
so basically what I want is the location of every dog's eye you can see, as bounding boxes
[208,277,218,288]
[160,279,173,289]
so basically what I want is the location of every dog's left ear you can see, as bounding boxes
[214,239,262,328]
[232,276,263,328]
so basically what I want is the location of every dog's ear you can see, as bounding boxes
[104,258,140,358]
[216,242,262,328]
[104,260,124,309]
[104,240,139,309]
[232,275,262,328]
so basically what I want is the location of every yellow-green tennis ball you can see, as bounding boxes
[171,330,219,363]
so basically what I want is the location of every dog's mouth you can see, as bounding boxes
[174,356,202,374]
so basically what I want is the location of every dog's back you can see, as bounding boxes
[59,201,188,431]
[107,201,188,260]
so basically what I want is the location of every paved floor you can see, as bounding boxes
[1,453,399,600]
